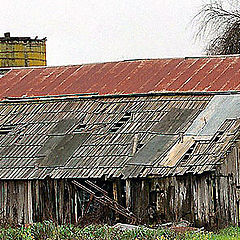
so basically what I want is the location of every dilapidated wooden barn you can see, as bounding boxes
[0,91,239,229]
[1,56,240,228]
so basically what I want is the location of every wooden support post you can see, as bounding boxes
[27,181,33,224]
[54,180,59,223]
[113,180,119,221]
[126,180,131,210]
[74,191,78,223]
[18,182,24,224]
[59,180,64,224]
[235,143,239,186]
[3,182,7,218]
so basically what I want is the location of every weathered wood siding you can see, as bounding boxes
[127,173,237,228]
[124,143,240,228]
[0,179,90,224]
[0,144,239,227]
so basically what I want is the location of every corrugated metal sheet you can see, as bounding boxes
[1,56,240,99]
[186,95,240,136]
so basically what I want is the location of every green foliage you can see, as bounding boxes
[185,226,240,240]
[0,221,239,239]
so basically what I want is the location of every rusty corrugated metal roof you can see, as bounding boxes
[1,56,240,99]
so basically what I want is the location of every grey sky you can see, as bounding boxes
[1,0,206,66]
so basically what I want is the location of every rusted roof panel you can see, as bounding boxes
[1,56,240,99]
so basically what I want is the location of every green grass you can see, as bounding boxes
[184,226,240,240]
[0,221,239,239]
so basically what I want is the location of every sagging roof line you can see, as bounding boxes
[0,94,236,179]
[4,92,99,100]
[2,90,240,103]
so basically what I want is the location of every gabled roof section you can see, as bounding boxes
[0,93,239,180]
[1,55,240,99]
[0,93,212,179]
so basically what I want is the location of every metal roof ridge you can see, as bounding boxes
[5,92,99,100]
[2,90,240,103]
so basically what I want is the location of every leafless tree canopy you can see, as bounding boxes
[194,0,240,55]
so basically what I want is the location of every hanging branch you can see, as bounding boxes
[193,0,240,55]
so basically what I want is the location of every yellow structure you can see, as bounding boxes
[0,32,46,67]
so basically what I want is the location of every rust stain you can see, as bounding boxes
[1,56,240,99]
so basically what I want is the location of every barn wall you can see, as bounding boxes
[127,172,237,229]
[215,142,240,227]
[0,178,110,225]
[0,141,239,228]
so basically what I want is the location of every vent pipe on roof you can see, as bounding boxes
[132,134,139,155]
[4,32,10,38]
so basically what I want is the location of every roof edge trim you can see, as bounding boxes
[2,91,240,103]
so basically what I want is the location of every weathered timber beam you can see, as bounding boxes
[72,180,137,222]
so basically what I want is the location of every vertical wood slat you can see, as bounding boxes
[54,180,59,223]
[3,182,7,218]
[113,180,119,221]
[24,182,28,223]
[59,180,64,224]
[126,180,131,210]
[27,181,33,223]
[18,181,24,224]
[74,191,78,223]
[0,182,2,218]
[35,180,40,222]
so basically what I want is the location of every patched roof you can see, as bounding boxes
[0,92,238,179]
[1,55,240,99]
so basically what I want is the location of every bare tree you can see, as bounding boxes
[194,0,240,55]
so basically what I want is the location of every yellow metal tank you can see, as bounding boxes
[0,32,46,67]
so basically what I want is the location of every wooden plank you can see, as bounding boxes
[18,181,25,224]
[24,181,28,223]
[74,190,77,223]
[113,180,119,221]
[27,181,33,223]
[126,180,131,210]
[54,180,59,223]
[0,181,3,216]
[3,182,7,218]
[59,180,64,224]
[35,180,40,222]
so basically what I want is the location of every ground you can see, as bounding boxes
[0,221,239,239]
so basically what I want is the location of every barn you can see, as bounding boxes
[0,56,240,228]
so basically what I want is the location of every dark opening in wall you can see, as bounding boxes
[182,143,196,162]
[110,112,131,133]
[0,125,15,135]
[136,143,144,152]
[73,123,87,133]
[213,131,224,142]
